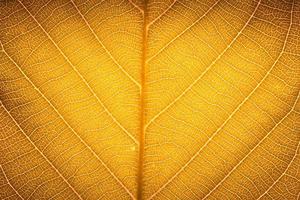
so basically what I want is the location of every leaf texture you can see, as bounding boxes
[0,0,299,199]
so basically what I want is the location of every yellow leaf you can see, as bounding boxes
[0,0,299,199]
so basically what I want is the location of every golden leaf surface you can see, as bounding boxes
[0,0,300,199]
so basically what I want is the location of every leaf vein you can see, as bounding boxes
[0,103,83,200]
[146,0,221,62]
[0,165,25,200]
[147,0,177,27]
[203,91,300,199]
[1,46,135,199]
[70,0,142,88]
[17,0,138,145]
[145,0,261,130]
[147,1,300,198]
[257,140,300,199]
[128,0,144,14]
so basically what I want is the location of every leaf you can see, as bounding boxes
[0,0,299,199]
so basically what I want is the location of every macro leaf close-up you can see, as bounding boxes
[0,0,300,199]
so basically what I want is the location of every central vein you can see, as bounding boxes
[137,2,148,200]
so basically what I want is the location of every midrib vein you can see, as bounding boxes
[137,2,148,199]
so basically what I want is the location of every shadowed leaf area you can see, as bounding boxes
[0,0,300,199]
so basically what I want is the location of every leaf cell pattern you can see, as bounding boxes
[0,0,299,199]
